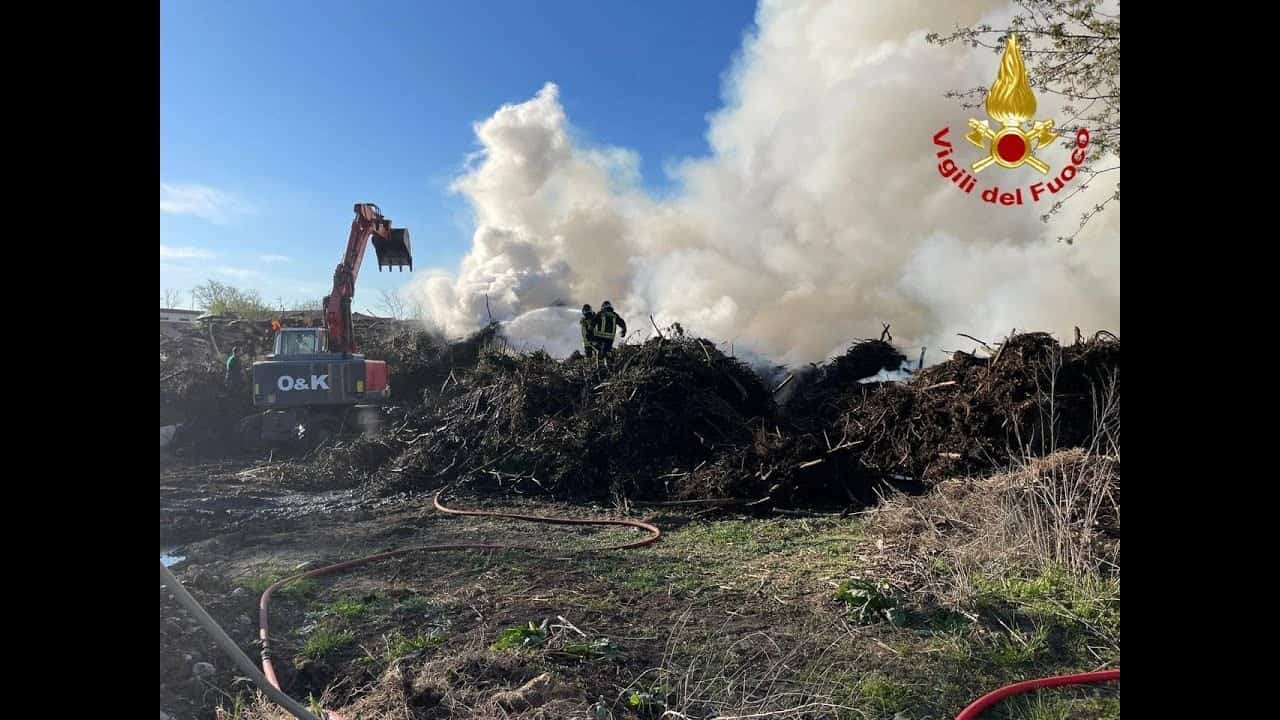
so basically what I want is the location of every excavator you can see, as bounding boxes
[241,203,412,447]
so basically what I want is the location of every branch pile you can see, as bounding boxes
[163,316,1120,508]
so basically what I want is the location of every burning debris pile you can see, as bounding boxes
[359,328,1116,506]
[780,339,910,430]
[163,314,1120,507]
[371,329,773,499]
[841,331,1120,485]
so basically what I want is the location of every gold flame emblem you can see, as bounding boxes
[966,34,1057,174]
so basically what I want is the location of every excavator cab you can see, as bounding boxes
[272,328,328,357]
[372,227,413,271]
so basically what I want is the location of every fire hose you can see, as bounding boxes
[955,669,1120,719]
[163,487,661,720]
[163,488,1113,720]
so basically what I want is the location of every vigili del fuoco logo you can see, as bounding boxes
[932,33,1090,206]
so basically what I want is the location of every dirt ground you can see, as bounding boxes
[160,456,1118,720]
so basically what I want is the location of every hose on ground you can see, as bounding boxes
[954,669,1120,719]
[160,561,322,720]
[255,487,661,720]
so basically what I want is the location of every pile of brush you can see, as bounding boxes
[170,315,1120,509]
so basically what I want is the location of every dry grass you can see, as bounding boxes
[616,610,862,720]
[863,446,1119,608]
[865,367,1120,602]
[233,630,591,720]
[856,377,1122,706]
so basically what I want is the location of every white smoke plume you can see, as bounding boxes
[408,0,1120,367]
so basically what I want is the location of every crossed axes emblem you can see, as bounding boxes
[965,119,1058,174]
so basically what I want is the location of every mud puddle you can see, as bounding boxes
[160,458,395,546]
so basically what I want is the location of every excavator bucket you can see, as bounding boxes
[372,228,413,271]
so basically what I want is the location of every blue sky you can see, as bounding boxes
[160,0,759,313]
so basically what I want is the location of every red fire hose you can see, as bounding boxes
[257,487,662,720]
[955,669,1120,719]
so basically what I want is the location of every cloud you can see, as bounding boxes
[407,0,1119,366]
[160,262,198,276]
[159,244,215,260]
[214,266,266,282]
[159,182,252,224]
[259,254,290,263]
[283,282,326,298]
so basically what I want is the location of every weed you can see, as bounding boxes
[324,597,372,621]
[858,672,912,713]
[835,579,906,626]
[492,620,548,651]
[561,637,621,661]
[301,627,355,659]
[397,595,436,614]
[384,630,444,661]
[240,571,318,601]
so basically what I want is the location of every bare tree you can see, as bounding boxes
[928,0,1119,243]
[408,295,431,325]
[377,289,408,320]
[288,297,323,312]
[160,288,184,308]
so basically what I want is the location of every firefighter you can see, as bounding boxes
[593,301,627,355]
[225,345,244,391]
[580,304,597,356]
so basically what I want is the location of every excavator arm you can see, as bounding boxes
[323,203,412,354]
